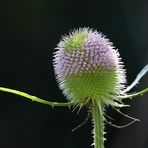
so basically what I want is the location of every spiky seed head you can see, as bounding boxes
[53,28,126,106]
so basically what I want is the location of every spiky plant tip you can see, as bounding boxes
[53,27,126,107]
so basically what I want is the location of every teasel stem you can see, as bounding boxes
[119,88,148,99]
[0,87,74,107]
[92,100,105,148]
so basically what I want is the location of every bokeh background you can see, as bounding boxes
[0,0,148,148]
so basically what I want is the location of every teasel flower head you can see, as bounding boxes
[53,28,126,107]
[0,27,147,148]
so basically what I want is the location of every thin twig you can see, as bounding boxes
[119,88,148,99]
[0,87,74,107]
[123,65,148,93]
[106,120,138,128]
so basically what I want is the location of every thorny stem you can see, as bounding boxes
[0,87,75,107]
[0,65,147,148]
[92,100,104,148]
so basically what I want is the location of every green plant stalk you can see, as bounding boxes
[92,100,104,148]
[119,88,148,99]
[0,86,148,148]
[0,87,74,107]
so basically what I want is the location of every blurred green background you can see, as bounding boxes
[0,0,148,147]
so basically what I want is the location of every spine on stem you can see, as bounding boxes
[92,100,105,148]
